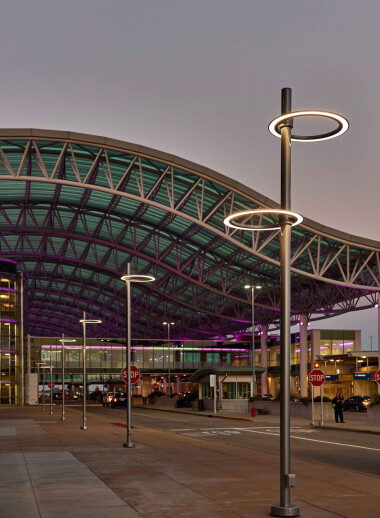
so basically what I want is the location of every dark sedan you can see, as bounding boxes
[110,393,127,408]
[343,396,372,412]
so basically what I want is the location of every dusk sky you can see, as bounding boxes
[1,1,379,346]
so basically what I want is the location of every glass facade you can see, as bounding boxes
[319,330,356,356]
[29,328,361,400]
[0,260,21,405]
[32,339,256,376]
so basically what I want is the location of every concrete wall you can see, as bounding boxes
[25,373,38,405]
[248,401,335,421]
[367,406,380,424]
[155,398,176,408]
[220,399,249,413]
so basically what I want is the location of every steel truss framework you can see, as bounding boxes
[0,129,378,338]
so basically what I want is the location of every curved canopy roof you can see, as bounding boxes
[0,129,378,339]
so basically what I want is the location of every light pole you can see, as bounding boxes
[58,335,76,421]
[49,345,53,415]
[244,285,261,397]
[163,321,175,397]
[79,312,102,430]
[121,264,155,448]
[36,361,45,409]
[225,88,348,517]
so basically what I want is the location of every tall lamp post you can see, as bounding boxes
[121,264,155,448]
[58,335,76,421]
[225,88,348,517]
[79,312,102,430]
[244,285,261,397]
[36,361,46,409]
[163,321,175,397]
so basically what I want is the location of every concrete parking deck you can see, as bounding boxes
[0,405,379,517]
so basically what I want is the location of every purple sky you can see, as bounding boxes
[0,1,379,347]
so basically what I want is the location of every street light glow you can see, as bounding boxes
[268,110,349,142]
[224,209,303,231]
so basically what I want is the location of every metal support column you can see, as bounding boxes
[378,303,380,395]
[271,88,299,517]
[81,312,87,430]
[251,287,256,397]
[260,325,268,394]
[49,345,53,415]
[299,314,308,398]
[61,333,66,421]
[124,263,134,448]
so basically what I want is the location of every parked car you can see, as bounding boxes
[261,394,275,401]
[110,393,127,408]
[343,395,372,412]
[103,392,118,407]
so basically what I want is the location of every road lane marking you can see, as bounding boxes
[245,430,380,451]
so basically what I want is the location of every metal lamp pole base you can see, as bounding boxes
[123,442,135,448]
[271,503,300,517]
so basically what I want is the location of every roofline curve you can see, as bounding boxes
[0,127,378,251]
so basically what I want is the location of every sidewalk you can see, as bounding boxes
[142,402,380,435]
[1,405,380,518]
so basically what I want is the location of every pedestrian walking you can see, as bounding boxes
[332,392,345,423]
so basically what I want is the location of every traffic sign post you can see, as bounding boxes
[309,368,325,426]
[121,366,140,385]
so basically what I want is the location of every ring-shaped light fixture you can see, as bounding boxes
[268,110,349,142]
[224,209,303,231]
[59,339,77,343]
[121,274,155,283]
[79,318,102,324]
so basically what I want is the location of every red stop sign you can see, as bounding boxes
[309,369,325,386]
[121,366,141,384]
[375,370,380,385]
[47,382,55,388]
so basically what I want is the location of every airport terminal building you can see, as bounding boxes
[0,130,378,406]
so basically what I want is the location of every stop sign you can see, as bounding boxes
[309,369,325,386]
[121,366,141,384]
[47,382,55,388]
[375,370,380,385]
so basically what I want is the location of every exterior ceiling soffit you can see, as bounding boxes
[0,173,378,292]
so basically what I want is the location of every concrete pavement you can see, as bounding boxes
[0,405,380,517]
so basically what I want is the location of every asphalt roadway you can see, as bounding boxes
[1,404,380,517]
[111,406,380,476]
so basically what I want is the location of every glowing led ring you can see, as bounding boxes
[224,209,303,231]
[121,274,155,283]
[79,319,102,324]
[268,110,349,142]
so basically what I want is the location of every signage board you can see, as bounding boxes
[210,374,216,387]
[325,375,339,381]
[375,370,380,385]
[354,372,371,380]
[309,369,325,386]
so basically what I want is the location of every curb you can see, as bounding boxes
[132,405,255,421]
[315,424,380,436]
[133,405,379,431]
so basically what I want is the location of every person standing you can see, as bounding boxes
[332,392,345,423]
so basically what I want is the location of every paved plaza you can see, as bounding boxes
[1,405,379,518]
